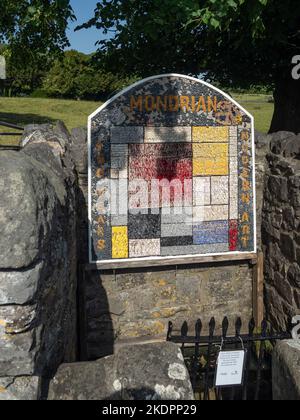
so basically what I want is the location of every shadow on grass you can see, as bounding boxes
[0,112,58,147]
[0,111,57,127]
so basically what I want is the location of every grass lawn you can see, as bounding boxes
[0,94,273,146]
[0,97,101,146]
[232,93,274,134]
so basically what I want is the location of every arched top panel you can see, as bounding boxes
[89,73,253,127]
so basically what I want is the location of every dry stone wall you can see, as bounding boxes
[84,263,253,359]
[262,132,300,330]
[0,123,78,399]
[1,119,299,400]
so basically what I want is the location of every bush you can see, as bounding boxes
[42,50,138,101]
[30,89,49,98]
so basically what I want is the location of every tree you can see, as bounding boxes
[43,50,138,100]
[78,0,300,133]
[0,0,75,88]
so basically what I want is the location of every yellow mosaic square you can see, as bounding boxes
[192,127,229,143]
[193,143,229,176]
[112,226,128,259]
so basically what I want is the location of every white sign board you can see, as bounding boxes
[0,56,6,80]
[215,350,245,387]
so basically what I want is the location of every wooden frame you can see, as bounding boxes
[253,251,264,327]
[85,252,257,271]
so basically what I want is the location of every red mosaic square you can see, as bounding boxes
[129,144,192,207]
[229,220,239,251]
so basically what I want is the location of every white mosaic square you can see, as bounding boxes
[110,168,128,179]
[211,176,229,205]
[129,239,161,258]
[193,205,229,222]
[229,126,238,137]
[110,180,128,217]
[193,177,211,206]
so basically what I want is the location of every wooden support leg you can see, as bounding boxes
[253,251,264,327]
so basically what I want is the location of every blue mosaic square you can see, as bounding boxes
[193,221,229,245]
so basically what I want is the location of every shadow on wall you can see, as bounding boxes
[73,129,114,360]
[81,271,115,360]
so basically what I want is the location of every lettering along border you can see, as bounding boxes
[88,74,257,267]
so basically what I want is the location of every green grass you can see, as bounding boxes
[0,97,101,146]
[232,93,274,134]
[0,94,273,146]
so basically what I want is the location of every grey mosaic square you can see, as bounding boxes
[161,243,229,256]
[144,127,192,143]
[161,208,193,224]
[161,236,193,247]
[111,215,128,226]
[111,126,144,144]
[161,223,193,237]
[128,213,161,239]
[111,144,128,169]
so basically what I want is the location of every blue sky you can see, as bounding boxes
[67,0,108,54]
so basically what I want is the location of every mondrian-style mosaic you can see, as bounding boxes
[89,75,255,263]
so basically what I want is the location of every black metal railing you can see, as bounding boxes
[0,121,24,150]
[167,317,291,401]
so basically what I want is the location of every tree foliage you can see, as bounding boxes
[42,50,138,100]
[0,0,75,69]
[78,0,300,88]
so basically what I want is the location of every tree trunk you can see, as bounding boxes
[269,76,300,134]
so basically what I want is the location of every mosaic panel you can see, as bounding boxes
[89,75,255,263]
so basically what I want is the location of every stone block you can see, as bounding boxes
[48,343,194,401]
[0,377,40,401]
[273,340,300,400]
